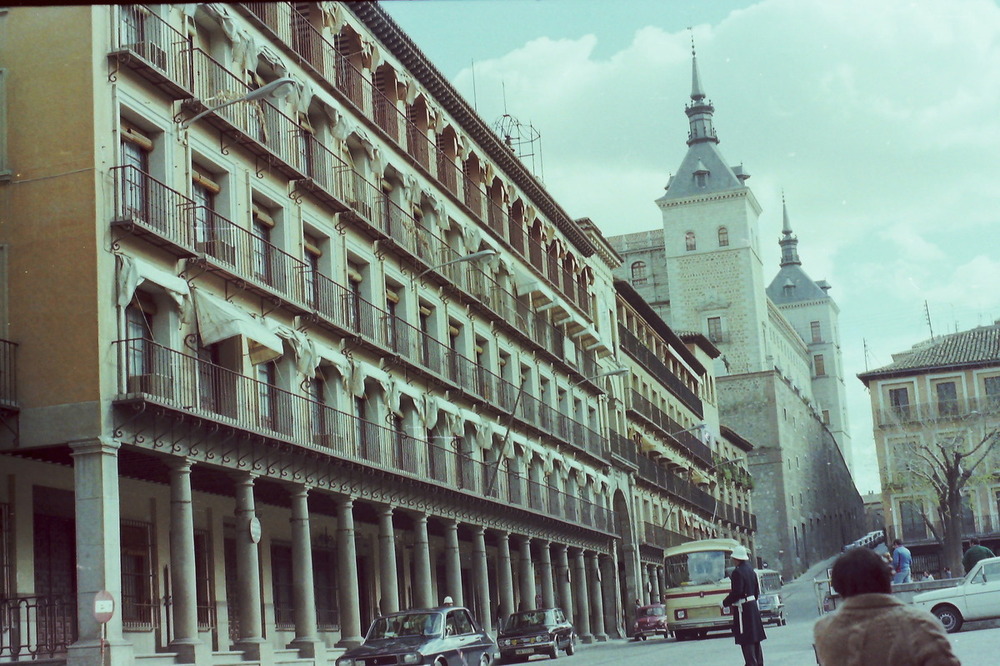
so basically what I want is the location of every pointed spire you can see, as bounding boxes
[685,33,719,146]
[779,192,801,267]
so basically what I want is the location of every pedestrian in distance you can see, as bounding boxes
[923,570,934,581]
[814,547,960,665]
[722,545,766,666]
[943,567,953,579]
[891,538,912,584]
[962,537,995,575]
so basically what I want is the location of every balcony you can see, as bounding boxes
[634,455,716,515]
[183,48,306,180]
[111,165,197,256]
[889,513,999,546]
[0,594,77,660]
[607,430,639,469]
[644,521,688,550]
[875,397,1000,428]
[628,391,713,467]
[113,339,614,533]
[110,5,192,98]
[620,325,703,417]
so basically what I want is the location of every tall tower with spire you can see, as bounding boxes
[767,197,853,471]
[656,44,769,376]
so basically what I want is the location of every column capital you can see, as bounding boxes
[470,525,486,537]
[230,470,259,486]
[68,436,121,456]
[165,456,196,473]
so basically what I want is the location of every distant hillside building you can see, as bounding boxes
[858,322,1000,573]
[608,49,862,576]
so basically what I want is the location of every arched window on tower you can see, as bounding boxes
[630,260,647,285]
[685,231,696,252]
[718,226,729,247]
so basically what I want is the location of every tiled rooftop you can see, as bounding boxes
[860,321,1000,377]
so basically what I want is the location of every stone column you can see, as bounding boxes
[496,531,515,622]
[232,473,270,661]
[572,550,593,643]
[412,512,433,609]
[377,505,399,614]
[167,458,202,663]
[336,498,364,648]
[656,566,666,603]
[518,536,536,610]
[471,526,492,633]
[554,544,574,622]
[538,539,555,608]
[600,554,621,639]
[587,552,607,641]
[67,438,134,666]
[444,519,463,606]
[641,565,651,604]
[288,486,324,659]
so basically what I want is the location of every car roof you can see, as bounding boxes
[375,606,469,617]
[510,608,562,614]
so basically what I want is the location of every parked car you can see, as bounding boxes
[913,556,1000,633]
[755,569,786,626]
[631,603,668,639]
[336,606,496,666]
[496,608,576,661]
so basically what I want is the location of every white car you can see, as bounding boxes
[913,556,1000,632]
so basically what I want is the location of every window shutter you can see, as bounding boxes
[192,168,221,194]
[120,122,153,151]
[252,203,276,228]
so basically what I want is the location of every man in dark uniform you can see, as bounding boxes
[722,545,766,666]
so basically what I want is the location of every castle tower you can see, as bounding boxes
[766,197,854,471]
[656,47,769,376]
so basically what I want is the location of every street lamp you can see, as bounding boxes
[416,249,498,279]
[179,76,297,128]
[570,366,628,388]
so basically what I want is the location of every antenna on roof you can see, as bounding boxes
[924,300,935,340]
[471,58,478,113]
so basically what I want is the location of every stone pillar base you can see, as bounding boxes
[67,637,134,666]
[288,637,327,660]
[594,632,608,642]
[579,633,595,644]
[233,638,273,662]
[168,637,209,664]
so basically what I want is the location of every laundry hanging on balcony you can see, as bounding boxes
[192,289,283,365]
[267,321,319,377]
[116,254,191,325]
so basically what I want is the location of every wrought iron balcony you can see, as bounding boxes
[628,390,713,467]
[110,5,193,97]
[111,165,196,255]
[888,513,998,546]
[874,397,1000,428]
[634,454,716,515]
[113,339,613,532]
[644,521,688,550]
[620,325,703,417]
[0,594,77,659]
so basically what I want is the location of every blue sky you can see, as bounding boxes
[382,0,1000,494]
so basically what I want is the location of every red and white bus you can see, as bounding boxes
[662,538,741,641]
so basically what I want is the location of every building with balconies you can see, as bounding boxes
[0,4,752,665]
[858,321,1000,574]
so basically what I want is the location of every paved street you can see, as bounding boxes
[553,556,1000,665]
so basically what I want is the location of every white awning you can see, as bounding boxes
[192,289,282,365]
[117,254,191,322]
[265,320,319,378]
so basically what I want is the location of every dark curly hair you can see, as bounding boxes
[831,547,892,597]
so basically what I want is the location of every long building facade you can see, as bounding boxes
[0,4,753,665]
[608,50,863,577]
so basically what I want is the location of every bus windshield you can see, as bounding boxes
[665,549,731,587]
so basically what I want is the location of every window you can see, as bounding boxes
[125,299,154,376]
[984,376,1000,408]
[251,203,276,286]
[889,387,910,418]
[707,316,723,343]
[630,260,647,285]
[270,542,294,628]
[313,546,339,628]
[960,494,976,535]
[256,362,277,431]
[685,231,696,252]
[121,520,155,628]
[120,121,152,220]
[718,227,729,247]
[899,499,927,540]
[822,410,830,425]
[192,167,223,257]
[306,376,325,441]
[813,354,826,377]
[304,234,323,311]
[0,503,11,599]
[810,321,822,343]
[936,382,958,417]
[193,530,215,628]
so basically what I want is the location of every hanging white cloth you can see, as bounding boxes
[116,254,191,325]
[192,289,282,365]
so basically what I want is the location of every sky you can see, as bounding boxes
[381,0,1000,494]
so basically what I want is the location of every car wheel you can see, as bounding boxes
[480,653,491,666]
[640,634,647,640]
[549,645,559,659]
[933,605,964,633]
[566,635,577,656]
[674,630,689,642]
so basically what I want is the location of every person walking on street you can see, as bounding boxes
[962,537,994,574]
[722,545,766,666]
[891,538,912,584]
[814,548,960,665]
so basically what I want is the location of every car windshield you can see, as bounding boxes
[504,611,548,629]
[642,606,664,617]
[368,612,441,640]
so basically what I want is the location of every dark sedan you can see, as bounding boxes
[336,606,496,666]
[496,608,576,662]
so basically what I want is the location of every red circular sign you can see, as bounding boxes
[93,590,115,624]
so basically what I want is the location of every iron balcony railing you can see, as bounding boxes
[0,595,77,659]
[607,430,639,468]
[874,397,1000,427]
[114,339,614,532]
[628,391,713,467]
[889,514,999,545]
[237,2,592,321]
[111,164,196,251]
[619,325,703,417]
[0,338,18,407]
[644,522,688,550]
[111,5,193,96]
[634,454,715,515]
